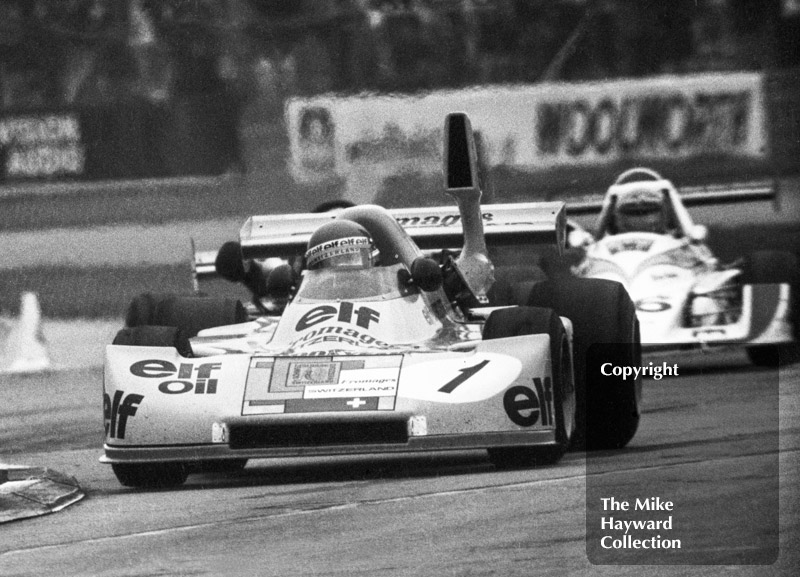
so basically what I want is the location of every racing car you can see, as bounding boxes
[103,113,641,488]
[569,167,797,366]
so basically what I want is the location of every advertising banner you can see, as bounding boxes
[0,101,237,183]
[0,113,86,180]
[286,73,767,190]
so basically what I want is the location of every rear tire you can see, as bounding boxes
[125,293,246,337]
[112,462,188,489]
[746,346,782,367]
[742,250,798,285]
[527,278,641,451]
[483,307,575,469]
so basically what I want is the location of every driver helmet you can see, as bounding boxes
[305,220,375,270]
[614,187,668,234]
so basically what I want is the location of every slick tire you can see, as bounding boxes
[111,462,189,489]
[113,325,193,357]
[125,293,246,337]
[527,277,641,451]
[742,250,799,285]
[483,307,575,469]
[743,251,800,367]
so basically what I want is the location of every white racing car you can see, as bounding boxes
[103,113,641,488]
[570,168,797,366]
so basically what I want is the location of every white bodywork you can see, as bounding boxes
[574,169,793,348]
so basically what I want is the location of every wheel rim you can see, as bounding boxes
[560,335,577,444]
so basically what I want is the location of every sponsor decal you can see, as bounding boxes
[503,377,554,427]
[636,298,671,312]
[606,238,654,254]
[296,302,380,331]
[649,271,680,281]
[243,355,402,415]
[299,349,382,357]
[104,391,143,439]
[291,325,389,350]
[290,362,340,386]
[305,237,372,268]
[692,328,727,338]
[130,360,221,395]
[536,90,755,160]
[395,213,495,227]
[305,383,397,398]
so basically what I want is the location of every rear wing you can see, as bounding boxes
[192,202,565,287]
[567,180,776,216]
[238,202,566,262]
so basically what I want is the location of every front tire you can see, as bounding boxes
[191,459,249,474]
[125,293,246,337]
[112,325,193,356]
[483,307,575,469]
[112,462,188,489]
[527,278,641,451]
[743,250,799,367]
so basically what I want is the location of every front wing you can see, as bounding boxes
[102,335,560,464]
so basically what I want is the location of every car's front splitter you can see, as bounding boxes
[101,429,558,464]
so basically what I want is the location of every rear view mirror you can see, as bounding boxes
[568,229,594,248]
[409,257,443,292]
[689,225,708,242]
[265,264,297,298]
[215,241,246,283]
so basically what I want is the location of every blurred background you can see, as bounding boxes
[0,0,798,317]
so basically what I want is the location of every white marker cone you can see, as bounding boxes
[0,292,52,374]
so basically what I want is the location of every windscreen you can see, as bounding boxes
[294,264,413,302]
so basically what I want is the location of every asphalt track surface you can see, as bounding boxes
[1,347,798,577]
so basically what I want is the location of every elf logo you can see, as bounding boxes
[502,377,554,427]
[296,302,380,332]
[104,391,143,439]
[130,360,222,395]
